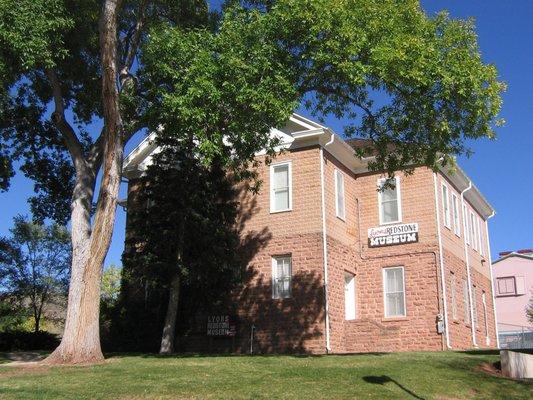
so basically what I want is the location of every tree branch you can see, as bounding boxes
[120,0,148,85]
[45,69,87,172]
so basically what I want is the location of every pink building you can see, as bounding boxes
[492,249,533,347]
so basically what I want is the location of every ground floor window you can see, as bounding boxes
[472,286,478,328]
[344,272,356,320]
[463,280,471,324]
[383,267,406,317]
[450,273,457,320]
[272,255,292,299]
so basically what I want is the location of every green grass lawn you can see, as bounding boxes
[0,351,531,399]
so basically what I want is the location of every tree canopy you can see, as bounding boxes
[0,216,70,333]
[0,0,504,363]
[1,0,504,219]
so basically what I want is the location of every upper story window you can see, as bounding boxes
[470,211,478,251]
[463,204,470,245]
[272,255,292,299]
[478,217,485,257]
[442,183,451,229]
[383,266,406,317]
[496,277,516,296]
[270,162,292,213]
[335,169,346,221]
[452,193,461,237]
[378,177,402,225]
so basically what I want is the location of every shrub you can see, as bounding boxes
[0,330,59,351]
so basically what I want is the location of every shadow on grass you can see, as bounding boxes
[103,351,391,360]
[363,375,425,399]
[459,349,501,356]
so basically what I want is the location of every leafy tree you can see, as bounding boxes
[0,216,70,334]
[101,265,122,305]
[0,298,26,332]
[121,137,242,353]
[0,0,503,363]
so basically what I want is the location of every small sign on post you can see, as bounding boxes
[207,315,236,337]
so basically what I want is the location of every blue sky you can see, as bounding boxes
[0,1,531,265]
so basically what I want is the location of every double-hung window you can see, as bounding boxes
[378,177,401,225]
[478,217,485,256]
[463,280,471,324]
[472,286,478,327]
[383,267,406,317]
[470,211,477,251]
[442,183,451,229]
[463,205,470,245]
[272,256,292,299]
[335,169,346,220]
[270,162,292,213]
[452,193,460,236]
[344,272,356,320]
[451,273,457,320]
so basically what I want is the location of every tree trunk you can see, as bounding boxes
[34,315,40,334]
[43,0,124,365]
[159,274,181,354]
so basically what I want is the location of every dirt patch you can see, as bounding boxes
[2,352,47,362]
[474,362,502,378]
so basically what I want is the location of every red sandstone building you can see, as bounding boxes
[123,114,498,353]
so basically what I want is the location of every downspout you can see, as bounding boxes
[460,181,478,347]
[485,211,500,348]
[320,132,334,353]
[433,173,452,349]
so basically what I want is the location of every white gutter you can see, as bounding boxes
[320,133,334,353]
[460,181,478,347]
[433,173,452,349]
[485,211,500,348]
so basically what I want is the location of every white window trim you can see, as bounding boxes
[271,255,292,299]
[383,266,407,318]
[470,211,478,251]
[477,217,484,256]
[463,280,471,324]
[452,193,461,237]
[463,204,470,245]
[269,161,292,214]
[442,183,451,229]
[472,286,478,327]
[344,272,356,320]
[335,169,346,221]
[451,273,457,320]
[378,176,402,226]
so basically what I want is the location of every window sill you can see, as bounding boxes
[270,208,292,214]
[379,220,402,227]
[345,318,361,323]
[336,215,346,222]
[381,316,408,322]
